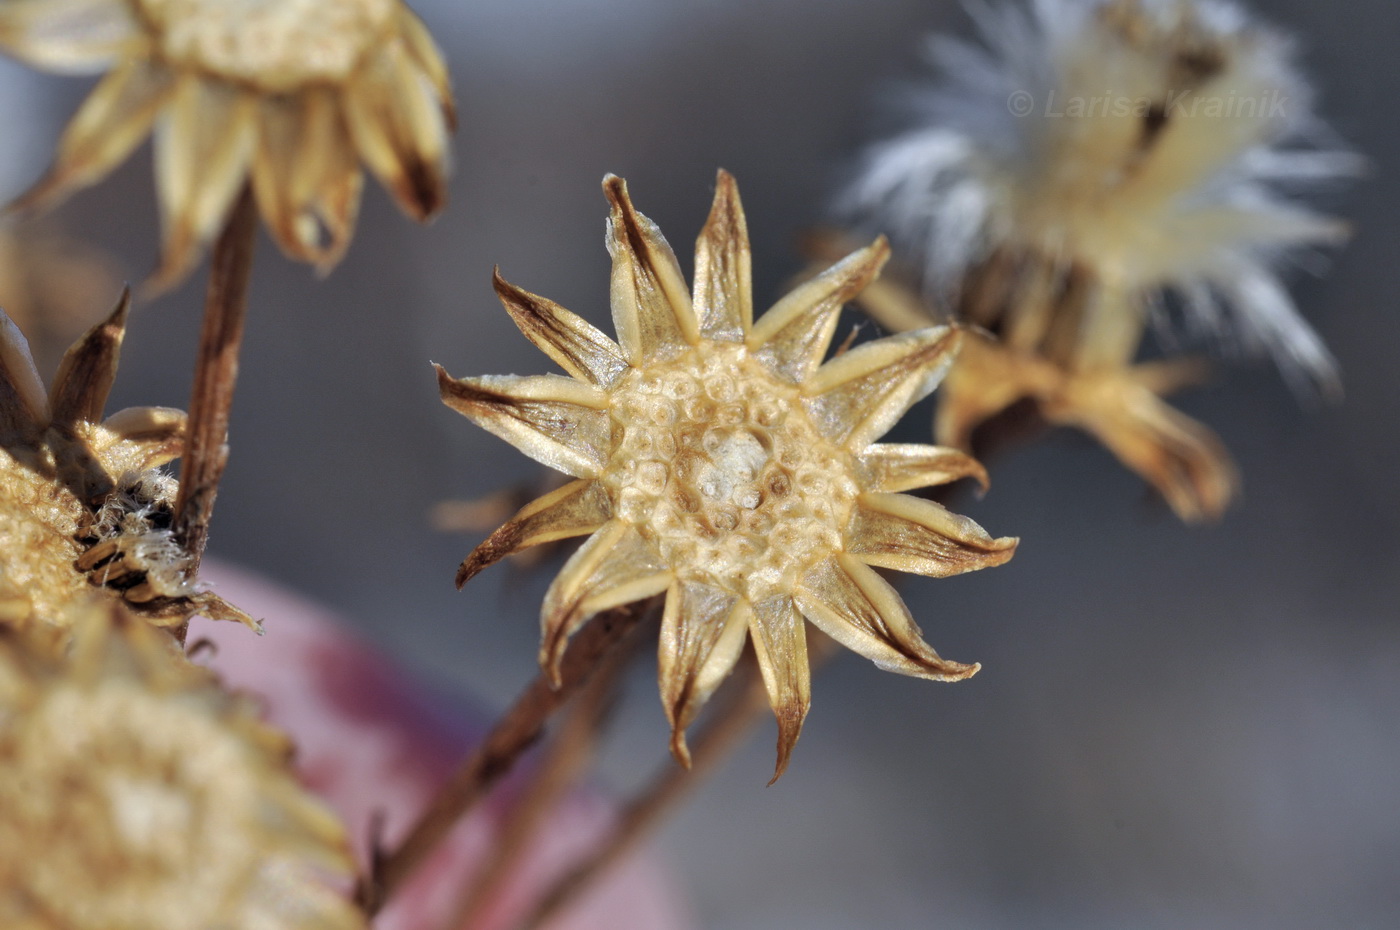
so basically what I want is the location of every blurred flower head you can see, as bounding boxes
[837,0,1356,520]
[0,0,454,287]
[439,172,1016,780]
[841,0,1356,388]
[0,603,362,930]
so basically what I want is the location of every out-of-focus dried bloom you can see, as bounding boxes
[0,294,251,636]
[0,602,362,930]
[0,0,454,287]
[439,172,1016,780]
[839,0,1356,520]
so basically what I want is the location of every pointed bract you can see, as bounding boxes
[495,269,630,389]
[693,169,753,342]
[659,581,749,766]
[848,493,1018,578]
[456,479,612,587]
[604,175,698,363]
[854,443,988,494]
[795,556,979,682]
[806,326,960,448]
[747,594,810,784]
[540,521,672,684]
[48,287,128,427]
[436,368,612,479]
[0,310,49,438]
[750,237,889,384]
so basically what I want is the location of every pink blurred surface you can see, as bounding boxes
[194,560,695,930]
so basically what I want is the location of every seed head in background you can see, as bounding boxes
[438,172,1018,781]
[0,295,252,641]
[0,0,454,287]
[0,602,363,930]
[839,0,1357,521]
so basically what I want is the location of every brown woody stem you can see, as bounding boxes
[172,185,258,581]
[513,655,775,930]
[360,602,653,916]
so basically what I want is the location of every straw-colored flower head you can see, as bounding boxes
[838,0,1354,520]
[0,293,251,636]
[439,172,1017,779]
[0,0,454,286]
[0,603,362,930]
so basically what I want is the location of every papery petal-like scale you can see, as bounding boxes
[435,368,612,479]
[152,76,258,288]
[848,492,1018,577]
[805,326,960,448]
[494,270,631,389]
[252,90,363,268]
[395,3,455,127]
[343,39,450,221]
[854,443,988,494]
[693,170,753,342]
[604,175,698,362]
[455,479,613,587]
[10,59,173,215]
[749,237,889,383]
[795,555,979,682]
[1056,373,1239,522]
[539,521,672,683]
[658,581,749,766]
[747,594,810,784]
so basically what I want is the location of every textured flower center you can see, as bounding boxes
[0,448,89,627]
[0,683,259,928]
[136,0,395,87]
[606,343,859,602]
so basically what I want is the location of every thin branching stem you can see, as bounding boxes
[360,601,655,916]
[512,654,775,930]
[172,184,258,583]
[441,622,639,930]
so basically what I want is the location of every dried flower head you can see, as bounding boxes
[0,603,362,930]
[439,172,1017,779]
[0,293,251,636]
[0,0,454,286]
[838,0,1354,519]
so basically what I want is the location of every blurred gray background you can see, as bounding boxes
[2,0,1397,926]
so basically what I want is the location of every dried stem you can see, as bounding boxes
[441,623,638,930]
[172,185,258,575]
[360,601,654,916]
[513,653,779,930]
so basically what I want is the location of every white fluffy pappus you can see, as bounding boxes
[840,0,1359,393]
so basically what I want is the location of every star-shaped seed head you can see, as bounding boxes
[439,173,1017,779]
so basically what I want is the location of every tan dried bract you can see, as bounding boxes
[0,0,454,287]
[0,602,362,930]
[439,173,1017,780]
